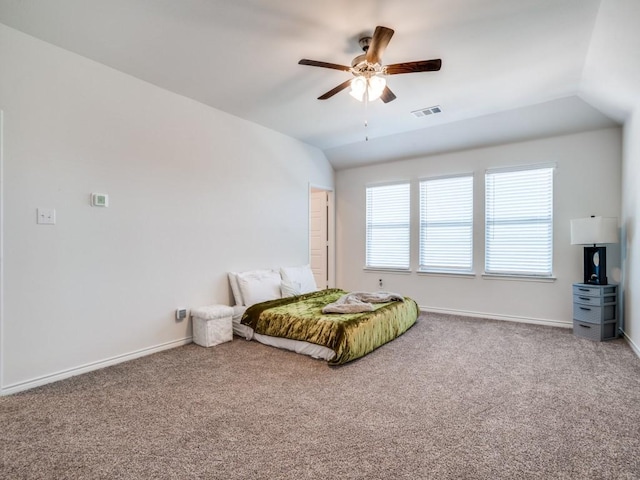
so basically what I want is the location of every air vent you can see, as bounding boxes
[411,105,442,118]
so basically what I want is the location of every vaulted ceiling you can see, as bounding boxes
[0,0,623,169]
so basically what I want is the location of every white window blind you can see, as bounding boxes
[485,166,554,276]
[365,183,410,270]
[419,175,473,272]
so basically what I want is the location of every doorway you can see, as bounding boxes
[309,187,334,289]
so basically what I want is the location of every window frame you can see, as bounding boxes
[418,174,474,275]
[484,164,555,278]
[364,181,411,272]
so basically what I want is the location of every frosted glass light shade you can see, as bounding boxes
[570,216,619,245]
[349,76,367,101]
[367,76,386,101]
[349,75,386,102]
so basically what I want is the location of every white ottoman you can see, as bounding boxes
[192,305,233,347]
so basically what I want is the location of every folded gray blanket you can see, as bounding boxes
[321,291,404,314]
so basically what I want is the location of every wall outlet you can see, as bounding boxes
[176,308,187,321]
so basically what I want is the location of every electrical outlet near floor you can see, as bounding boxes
[175,308,187,321]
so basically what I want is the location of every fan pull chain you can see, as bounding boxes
[364,92,369,141]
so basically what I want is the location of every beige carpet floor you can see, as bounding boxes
[1,313,639,479]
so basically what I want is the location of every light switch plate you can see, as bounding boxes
[37,208,56,225]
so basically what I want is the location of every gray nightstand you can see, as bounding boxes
[572,283,618,341]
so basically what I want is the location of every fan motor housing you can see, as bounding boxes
[351,54,367,68]
[358,36,372,52]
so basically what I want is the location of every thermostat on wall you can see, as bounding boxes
[91,193,109,207]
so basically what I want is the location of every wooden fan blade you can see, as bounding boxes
[380,86,397,103]
[299,59,351,72]
[385,59,442,75]
[365,26,394,64]
[318,79,353,100]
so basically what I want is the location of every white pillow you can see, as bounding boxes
[281,280,302,298]
[228,272,244,306]
[236,269,282,307]
[280,265,317,294]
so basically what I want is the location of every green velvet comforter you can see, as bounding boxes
[240,289,419,365]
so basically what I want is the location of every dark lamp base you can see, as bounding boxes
[584,246,608,285]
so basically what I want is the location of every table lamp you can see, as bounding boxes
[570,216,618,285]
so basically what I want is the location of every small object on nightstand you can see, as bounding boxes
[572,283,618,341]
[191,305,233,347]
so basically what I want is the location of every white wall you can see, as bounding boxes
[0,24,334,393]
[580,0,640,121]
[580,0,640,355]
[621,111,640,354]
[336,128,622,326]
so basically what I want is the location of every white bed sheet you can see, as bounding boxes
[232,306,254,340]
[232,306,336,361]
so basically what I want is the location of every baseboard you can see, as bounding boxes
[420,306,572,329]
[621,330,640,359]
[1,336,192,396]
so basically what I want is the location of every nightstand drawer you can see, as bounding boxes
[573,320,617,341]
[572,284,617,297]
[573,304,616,324]
[573,293,616,307]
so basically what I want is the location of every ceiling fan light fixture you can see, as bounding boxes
[300,25,441,103]
[349,76,367,101]
[367,75,386,101]
[349,75,386,102]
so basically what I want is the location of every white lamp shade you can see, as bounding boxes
[570,216,619,245]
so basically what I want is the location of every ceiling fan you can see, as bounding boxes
[299,26,442,103]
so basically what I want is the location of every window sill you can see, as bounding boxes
[482,273,557,283]
[417,270,476,279]
[363,267,412,274]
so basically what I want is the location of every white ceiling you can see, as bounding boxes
[0,0,619,169]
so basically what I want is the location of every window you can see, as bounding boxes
[419,175,473,273]
[485,166,554,276]
[365,182,410,270]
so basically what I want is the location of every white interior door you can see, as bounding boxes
[310,189,329,289]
